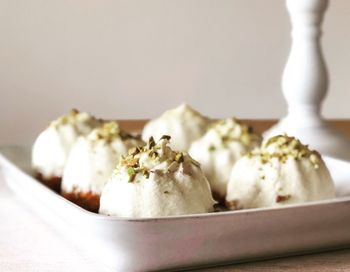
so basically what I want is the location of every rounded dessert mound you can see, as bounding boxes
[226,135,336,210]
[141,103,211,151]
[61,121,144,212]
[99,136,216,218]
[32,109,101,191]
[189,117,262,203]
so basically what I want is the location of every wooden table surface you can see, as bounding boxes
[120,119,350,271]
[201,248,350,271]
[119,119,350,137]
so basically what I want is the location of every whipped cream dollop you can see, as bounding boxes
[189,118,262,200]
[61,121,144,195]
[32,109,101,178]
[226,135,336,210]
[99,136,215,217]
[142,104,210,151]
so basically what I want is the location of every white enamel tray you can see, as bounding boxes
[1,145,350,271]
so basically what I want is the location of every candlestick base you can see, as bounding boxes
[264,119,350,161]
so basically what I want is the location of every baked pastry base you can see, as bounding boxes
[61,190,100,213]
[35,172,62,193]
[212,191,226,206]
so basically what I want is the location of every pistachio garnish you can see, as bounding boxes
[127,167,136,182]
[209,118,262,150]
[118,136,199,182]
[51,109,82,126]
[141,168,150,178]
[128,147,139,156]
[89,121,142,143]
[175,152,184,163]
[208,145,216,152]
[160,135,171,141]
[148,136,156,149]
[250,135,321,168]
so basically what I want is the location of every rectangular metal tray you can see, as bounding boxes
[1,145,350,271]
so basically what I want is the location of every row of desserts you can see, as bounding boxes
[32,109,144,212]
[31,108,215,216]
[142,104,335,208]
[31,105,335,217]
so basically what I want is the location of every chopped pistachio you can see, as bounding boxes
[127,167,136,182]
[121,156,139,168]
[251,135,322,167]
[208,145,216,152]
[211,117,262,149]
[128,147,139,156]
[160,135,171,141]
[141,168,150,178]
[118,136,201,182]
[94,121,121,142]
[175,152,184,163]
[148,136,156,149]
[149,150,159,159]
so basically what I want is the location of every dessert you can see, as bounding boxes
[32,109,101,192]
[99,136,215,217]
[226,135,336,210]
[61,121,144,212]
[189,118,262,202]
[142,103,210,151]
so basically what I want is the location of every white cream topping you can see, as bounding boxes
[189,118,262,199]
[61,121,144,194]
[99,137,215,217]
[142,103,210,151]
[31,109,100,178]
[226,135,336,209]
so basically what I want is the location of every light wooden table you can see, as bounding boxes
[120,120,350,271]
[202,248,350,271]
[119,119,350,138]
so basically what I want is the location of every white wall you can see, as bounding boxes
[0,0,349,144]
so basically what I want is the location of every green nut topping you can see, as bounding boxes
[209,118,262,150]
[118,135,199,182]
[250,135,321,169]
[92,121,141,142]
[49,109,103,134]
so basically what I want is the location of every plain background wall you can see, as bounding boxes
[0,0,349,144]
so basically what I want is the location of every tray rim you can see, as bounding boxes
[1,144,350,222]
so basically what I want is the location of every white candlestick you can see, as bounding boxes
[264,0,350,160]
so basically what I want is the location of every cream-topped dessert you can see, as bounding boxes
[99,136,215,217]
[189,118,262,202]
[32,109,101,192]
[226,135,335,210]
[142,104,210,151]
[61,121,144,212]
